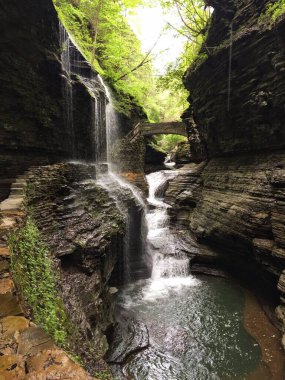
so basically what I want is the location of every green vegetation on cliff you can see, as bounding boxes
[157,0,211,108]
[54,0,213,123]
[54,0,158,118]
[9,218,72,348]
[150,134,187,154]
[265,0,285,21]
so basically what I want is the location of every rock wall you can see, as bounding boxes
[25,163,125,373]
[0,0,141,202]
[0,181,98,379]
[176,0,285,339]
[0,0,98,200]
[183,1,285,157]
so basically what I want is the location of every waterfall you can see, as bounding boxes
[146,171,190,280]
[97,90,150,283]
[59,22,150,284]
[227,21,233,112]
[59,23,75,156]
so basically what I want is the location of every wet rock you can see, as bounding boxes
[0,277,14,295]
[106,319,149,364]
[0,260,9,275]
[145,143,167,166]
[0,293,23,318]
[0,316,30,337]
[0,247,10,258]
[165,162,207,227]
[183,2,285,157]
[0,316,30,356]
[173,141,191,164]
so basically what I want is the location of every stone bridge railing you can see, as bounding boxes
[127,121,187,141]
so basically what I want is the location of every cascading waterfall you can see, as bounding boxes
[97,90,150,283]
[59,23,75,156]
[146,170,189,280]
[59,22,149,284]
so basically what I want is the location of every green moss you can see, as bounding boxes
[9,218,73,348]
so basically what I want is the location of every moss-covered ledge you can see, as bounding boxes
[1,163,125,379]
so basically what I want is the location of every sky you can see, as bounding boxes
[127,5,187,75]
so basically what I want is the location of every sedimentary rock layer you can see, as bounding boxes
[25,163,125,373]
[183,1,285,157]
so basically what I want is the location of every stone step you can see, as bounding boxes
[9,190,25,197]
[0,197,24,212]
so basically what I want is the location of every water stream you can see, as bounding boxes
[108,170,284,380]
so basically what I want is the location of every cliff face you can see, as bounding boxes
[0,0,102,201]
[0,0,65,175]
[22,163,125,373]
[176,0,285,338]
[184,0,285,157]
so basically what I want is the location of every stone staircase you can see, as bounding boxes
[0,173,97,379]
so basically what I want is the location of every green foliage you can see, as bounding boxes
[54,0,212,121]
[9,218,72,348]
[54,0,158,118]
[157,0,211,113]
[265,0,285,21]
[150,134,187,154]
[259,0,285,24]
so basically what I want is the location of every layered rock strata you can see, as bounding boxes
[23,163,125,373]
[179,0,285,342]
[0,168,101,379]
[184,1,285,157]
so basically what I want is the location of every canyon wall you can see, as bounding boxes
[175,0,285,336]
[24,163,125,372]
[0,0,98,201]
[0,0,133,200]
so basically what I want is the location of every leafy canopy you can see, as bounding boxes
[54,0,212,121]
[54,0,158,118]
[157,0,211,115]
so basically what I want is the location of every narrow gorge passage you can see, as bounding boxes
[60,25,284,378]
[1,1,285,379]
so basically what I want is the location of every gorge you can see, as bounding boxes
[0,0,285,379]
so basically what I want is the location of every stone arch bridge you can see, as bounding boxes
[127,121,187,141]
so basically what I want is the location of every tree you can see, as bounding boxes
[156,0,211,113]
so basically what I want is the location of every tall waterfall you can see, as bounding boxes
[59,22,150,284]
[60,24,75,156]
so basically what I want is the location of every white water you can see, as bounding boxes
[59,23,149,284]
[227,21,233,112]
[60,23,75,155]
[146,170,191,286]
